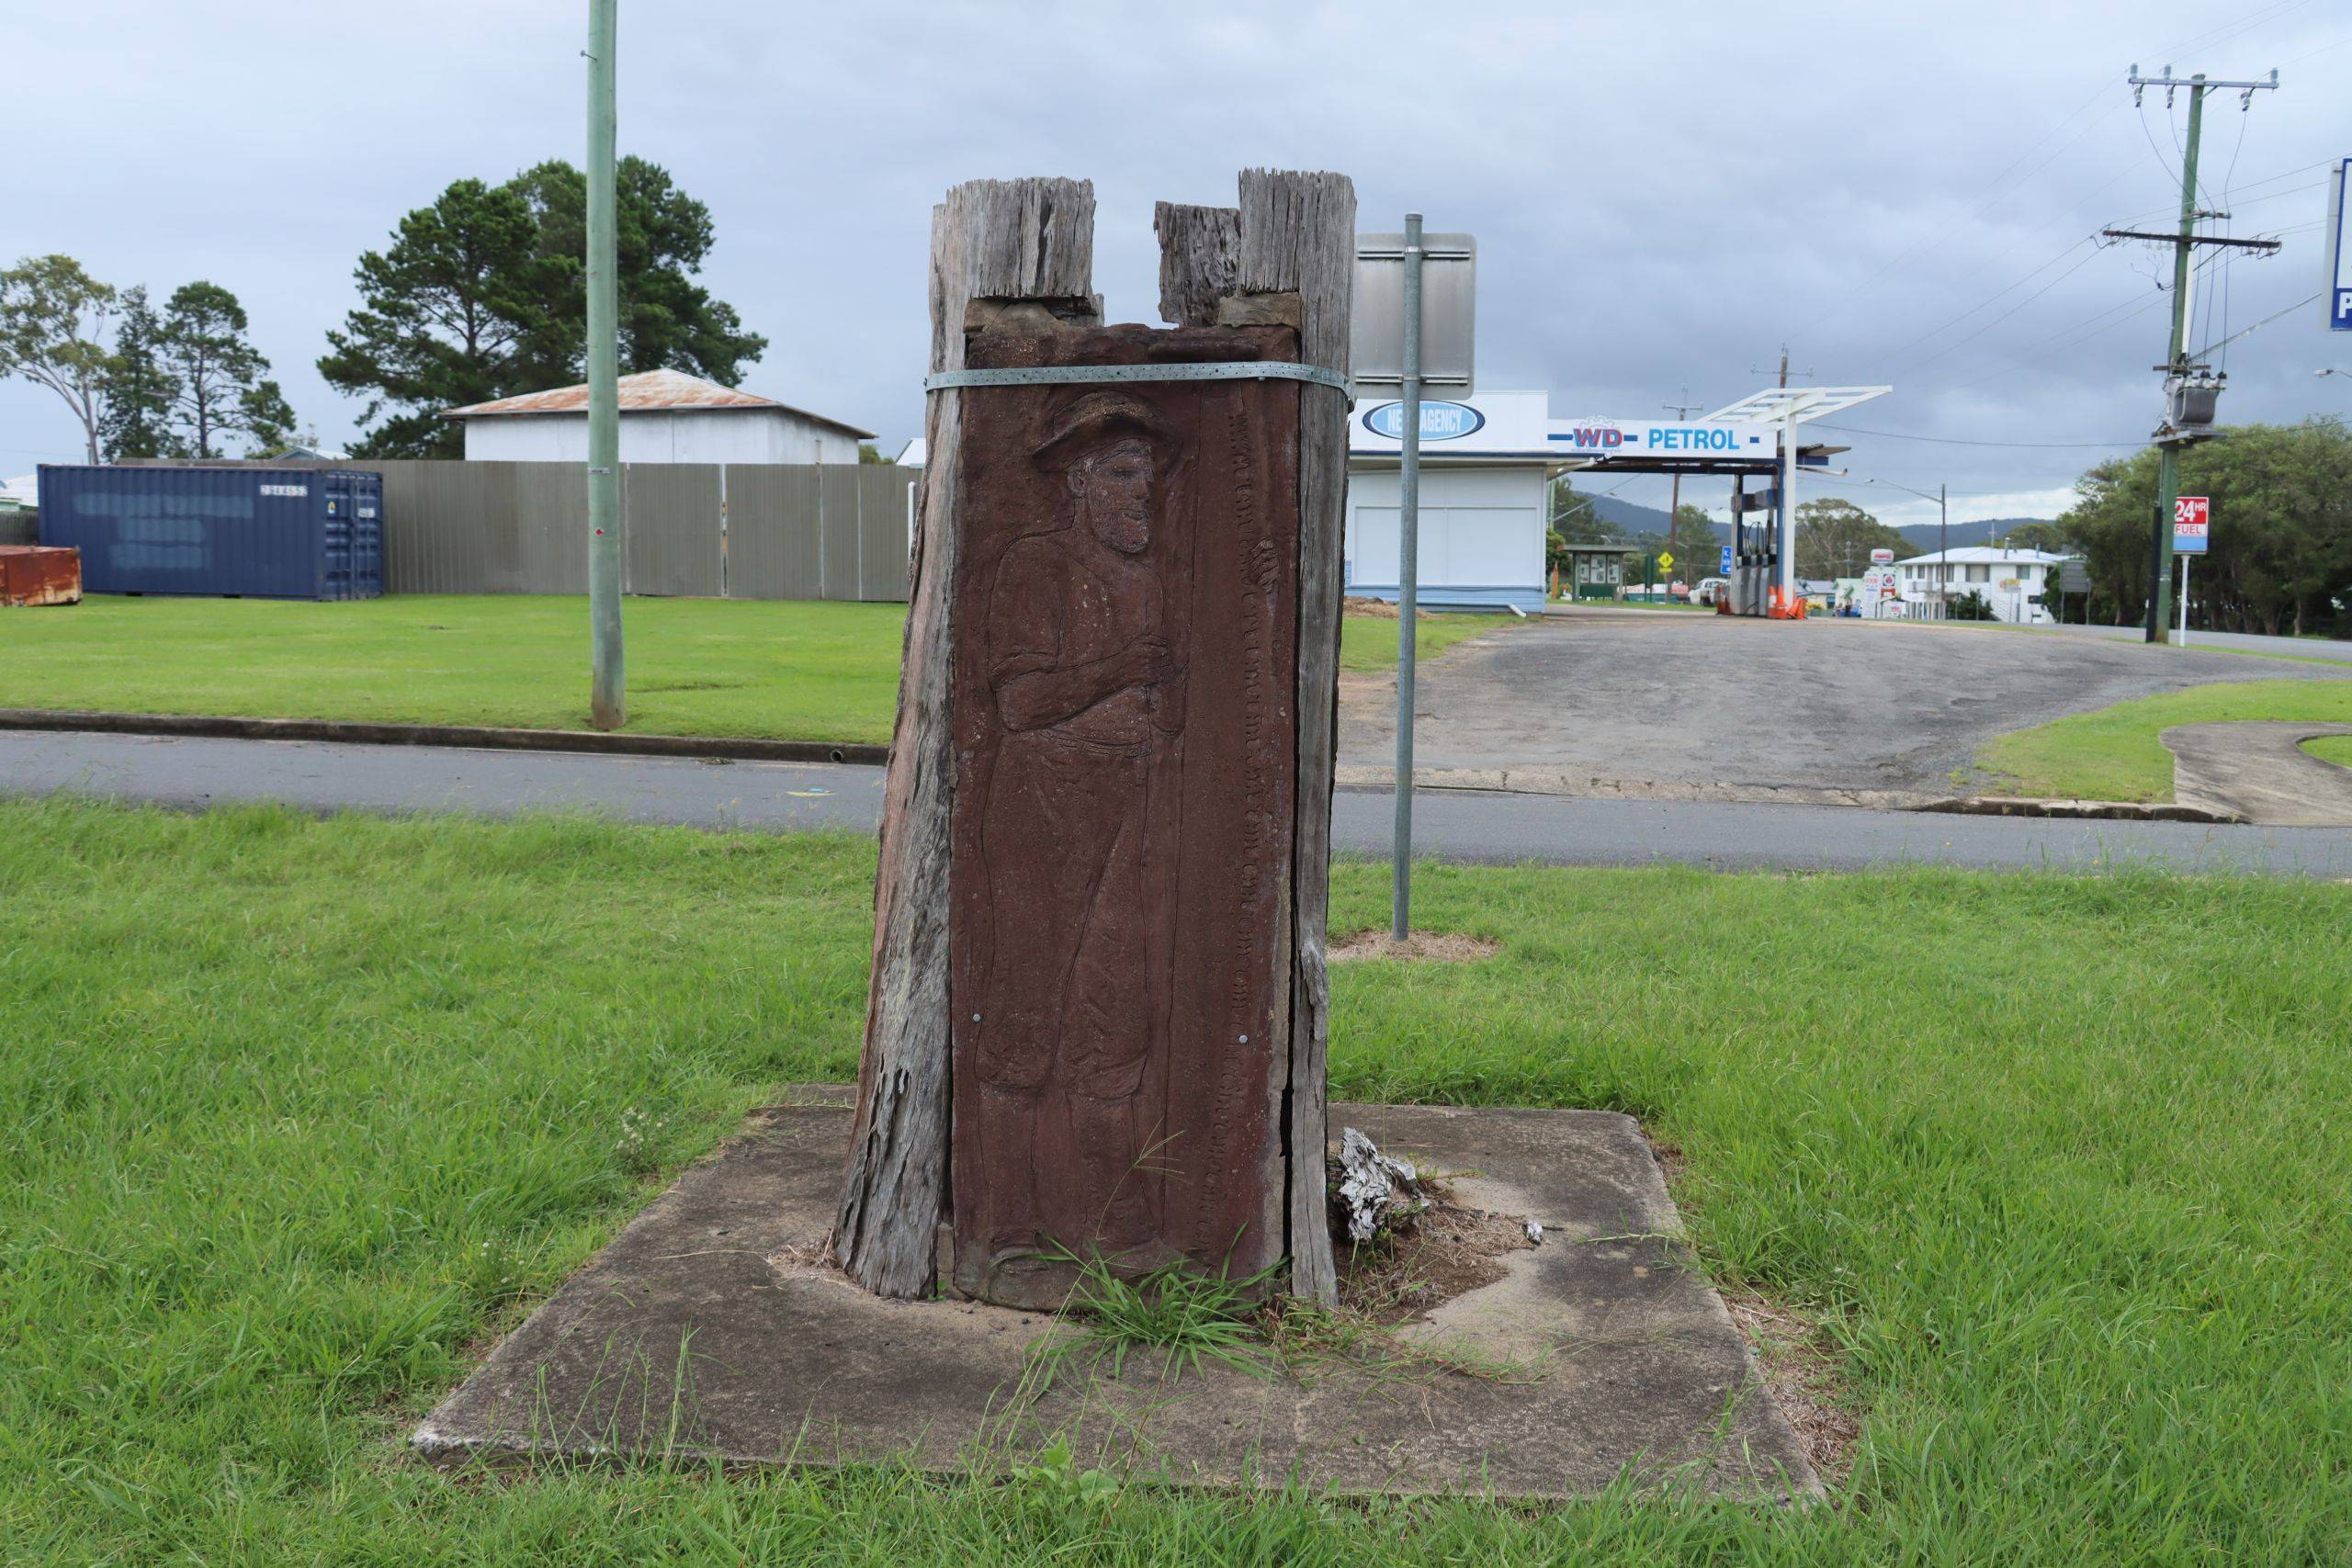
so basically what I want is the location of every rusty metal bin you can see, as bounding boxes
[0,545,81,607]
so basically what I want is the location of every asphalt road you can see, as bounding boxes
[7,729,2347,876]
[2053,623,2352,666]
[1337,612,2352,792]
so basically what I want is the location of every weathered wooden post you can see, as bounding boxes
[835,171,1354,1308]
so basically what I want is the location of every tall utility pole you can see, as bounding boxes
[1662,390,1702,572]
[2113,64,2279,644]
[1391,214,1424,942]
[1938,482,1948,615]
[585,0,625,728]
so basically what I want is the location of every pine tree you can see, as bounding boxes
[98,285,183,461]
[157,281,279,458]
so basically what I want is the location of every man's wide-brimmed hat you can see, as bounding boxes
[1031,388,1181,473]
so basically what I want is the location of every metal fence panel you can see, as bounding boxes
[728,465,824,600]
[856,467,914,600]
[119,457,911,601]
[624,464,721,597]
[818,466,862,601]
[510,461,589,593]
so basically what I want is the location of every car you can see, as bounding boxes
[1690,577,1727,607]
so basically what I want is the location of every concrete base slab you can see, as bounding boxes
[2164,722,2352,826]
[413,1092,1819,1503]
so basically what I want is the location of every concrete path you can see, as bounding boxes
[8,728,2351,876]
[2163,722,2352,826]
[1336,613,2352,794]
[417,1097,1821,1501]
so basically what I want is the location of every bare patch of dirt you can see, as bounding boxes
[1332,1177,1536,1324]
[1329,929,1500,964]
[1342,594,1437,620]
[1725,1291,1860,1486]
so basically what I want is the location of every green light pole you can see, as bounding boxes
[585,0,625,728]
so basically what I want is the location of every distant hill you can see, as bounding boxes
[1586,494,1675,534]
[1892,517,2055,553]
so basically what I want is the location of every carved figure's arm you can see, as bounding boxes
[997,640,1169,731]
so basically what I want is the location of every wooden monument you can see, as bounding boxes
[834,171,1356,1309]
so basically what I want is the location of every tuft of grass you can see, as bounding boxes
[1035,1251,1280,1384]
[4,798,2350,1560]
[1978,676,2352,800]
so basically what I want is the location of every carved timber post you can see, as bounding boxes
[836,172,1354,1308]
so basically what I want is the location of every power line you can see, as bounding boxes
[1900,243,2110,372]
[2186,288,2324,362]
[1811,423,2142,449]
[1942,288,2170,392]
[1873,235,2097,365]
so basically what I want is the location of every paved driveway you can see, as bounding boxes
[1338,613,2352,794]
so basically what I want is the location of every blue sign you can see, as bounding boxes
[1720,545,1734,575]
[1363,401,1486,441]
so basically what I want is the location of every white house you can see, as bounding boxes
[1894,546,2071,626]
[445,368,872,464]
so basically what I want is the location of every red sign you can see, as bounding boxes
[2175,495,2211,554]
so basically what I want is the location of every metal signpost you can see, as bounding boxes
[2174,494,2210,648]
[1353,226,1474,941]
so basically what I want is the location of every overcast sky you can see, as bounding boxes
[7,1,2347,527]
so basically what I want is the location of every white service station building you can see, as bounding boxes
[1343,392,1793,615]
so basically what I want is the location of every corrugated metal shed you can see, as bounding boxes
[37,467,384,601]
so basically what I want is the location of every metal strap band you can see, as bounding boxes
[923,361,1350,394]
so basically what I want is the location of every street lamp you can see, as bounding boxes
[1858,476,1950,616]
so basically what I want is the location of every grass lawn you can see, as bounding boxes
[1980,677,2352,801]
[6,799,2349,1561]
[1337,611,1513,673]
[2307,734,2352,769]
[0,595,1507,742]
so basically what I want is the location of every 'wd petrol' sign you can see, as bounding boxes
[2175,495,2211,554]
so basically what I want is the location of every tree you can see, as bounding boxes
[505,157,766,385]
[98,285,182,461]
[1997,519,2076,553]
[1547,477,1623,544]
[238,379,299,457]
[1794,497,1909,581]
[2057,421,2352,636]
[0,254,118,463]
[1668,502,1721,581]
[319,178,566,457]
[157,281,285,458]
[1948,588,1995,622]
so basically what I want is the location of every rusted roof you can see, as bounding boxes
[443,368,872,436]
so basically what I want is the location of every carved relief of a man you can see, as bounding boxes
[968,390,1186,1260]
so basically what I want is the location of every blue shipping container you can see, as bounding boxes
[36,467,384,601]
